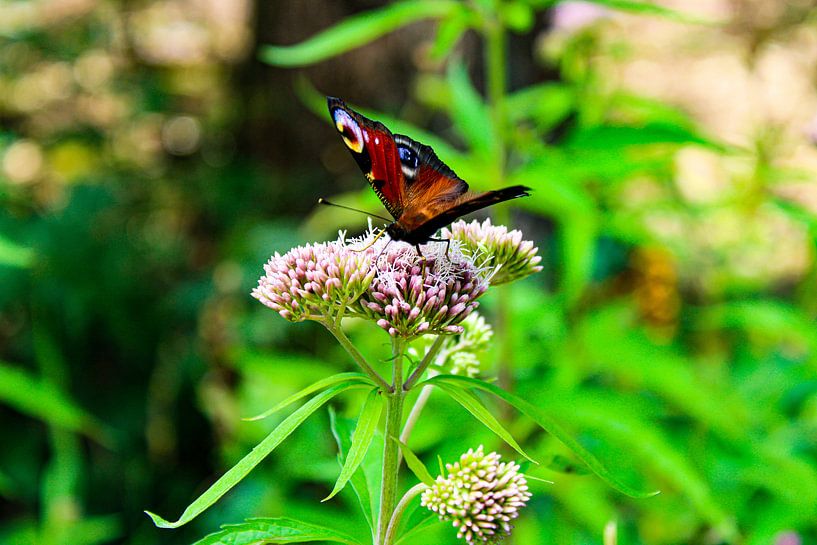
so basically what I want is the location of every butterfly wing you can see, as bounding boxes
[328,97,406,219]
[397,185,532,243]
[327,97,531,241]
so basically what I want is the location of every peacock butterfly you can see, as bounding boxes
[327,97,531,248]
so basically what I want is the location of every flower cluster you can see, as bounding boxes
[444,219,542,286]
[421,446,532,545]
[252,235,376,322]
[253,221,542,336]
[356,240,489,337]
[409,312,494,377]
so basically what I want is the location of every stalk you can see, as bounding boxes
[383,483,428,545]
[325,323,392,392]
[376,338,406,545]
[483,4,515,394]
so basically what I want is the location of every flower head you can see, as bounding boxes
[444,219,542,285]
[253,220,541,335]
[252,234,376,322]
[421,446,532,545]
[356,238,490,338]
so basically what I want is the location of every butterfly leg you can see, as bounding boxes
[414,244,428,276]
[426,237,451,259]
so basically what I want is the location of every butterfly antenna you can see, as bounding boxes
[317,198,392,222]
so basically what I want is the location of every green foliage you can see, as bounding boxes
[146,381,370,528]
[3,0,817,544]
[192,517,361,545]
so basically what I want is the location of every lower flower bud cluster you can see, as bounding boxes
[421,446,532,545]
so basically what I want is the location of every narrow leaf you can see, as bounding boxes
[261,1,460,67]
[584,0,716,24]
[0,361,109,443]
[425,376,660,498]
[432,382,535,463]
[447,59,496,159]
[324,388,383,501]
[329,408,376,532]
[193,517,361,545]
[145,381,367,528]
[429,8,472,60]
[244,372,372,421]
[393,438,434,485]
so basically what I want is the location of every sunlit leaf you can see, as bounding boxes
[424,375,660,498]
[261,1,461,67]
[582,0,717,24]
[432,381,535,463]
[0,234,33,268]
[244,372,373,421]
[325,388,383,501]
[565,123,718,150]
[145,381,369,528]
[193,517,362,545]
[506,83,574,132]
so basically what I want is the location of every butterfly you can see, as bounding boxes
[327,97,531,250]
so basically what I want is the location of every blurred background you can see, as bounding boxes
[1,0,817,544]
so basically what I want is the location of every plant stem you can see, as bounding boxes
[403,334,446,391]
[483,4,516,396]
[383,483,428,545]
[376,338,406,545]
[324,323,392,392]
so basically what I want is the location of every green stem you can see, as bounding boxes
[376,338,406,545]
[403,334,446,391]
[383,483,428,545]
[324,323,392,392]
[485,2,507,177]
[483,4,515,396]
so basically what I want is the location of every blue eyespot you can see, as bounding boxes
[398,146,418,169]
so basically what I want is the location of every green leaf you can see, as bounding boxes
[393,438,434,486]
[432,382,535,463]
[324,388,383,501]
[192,517,362,545]
[261,1,461,67]
[429,8,473,60]
[244,372,373,421]
[0,361,110,443]
[583,0,717,24]
[446,59,496,159]
[424,375,660,498]
[565,123,717,150]
[0,234,33,268]
[506,83,574,132]
[329,408,378,533]
[145,381,368,528]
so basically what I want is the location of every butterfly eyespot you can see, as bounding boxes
[398,146,419,169]
[332,109,364,154]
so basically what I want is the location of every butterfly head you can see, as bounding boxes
[328,97,365,154]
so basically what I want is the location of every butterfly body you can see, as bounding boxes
[327,97,531,245]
